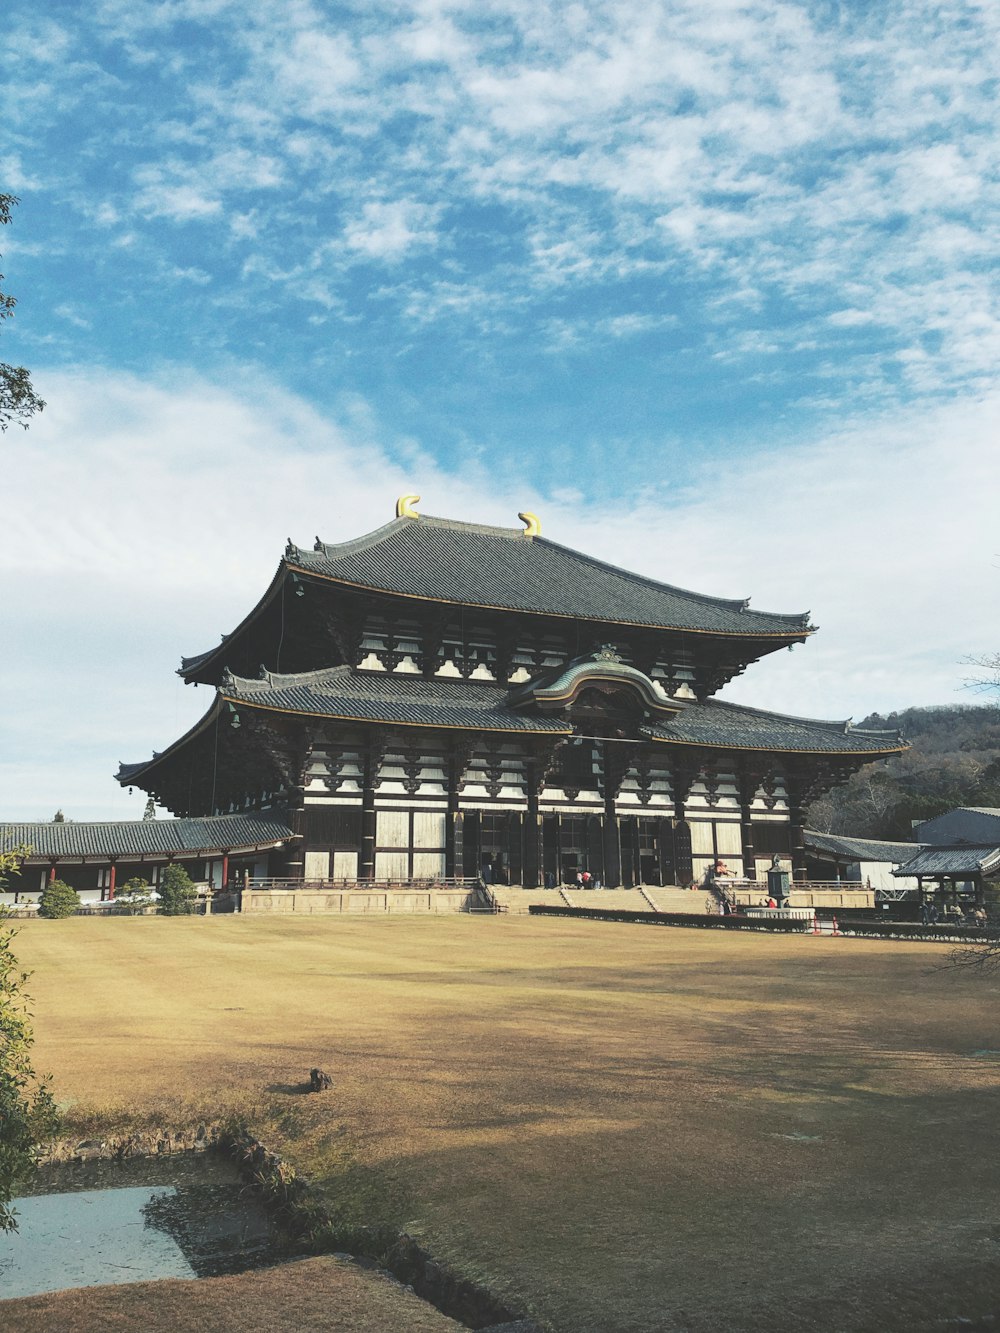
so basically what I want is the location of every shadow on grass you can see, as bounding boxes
[265,1082,315,1097]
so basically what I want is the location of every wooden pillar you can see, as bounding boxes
[788,801,807,880]
[602,743,623,887]
[523,759,542,888]
[655,817,672,886]
[361,746,377,882]
[285,789,306,880]
[360,729,388,881]
[524,803,541,889]
[361,786,376,880]
[602,808,621,887]
[445,740,464,879]
[670,752,697,887]
[108,861,117,901]
[738,768,758,881]
[49,862,57,882]
[221,851,230,891]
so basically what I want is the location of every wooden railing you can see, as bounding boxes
[476,882,507,914]
[247,876,481,892]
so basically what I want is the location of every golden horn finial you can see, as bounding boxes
[396,494,421,519]
[518,511,541,537]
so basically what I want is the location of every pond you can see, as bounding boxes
[0,1153,284,1300]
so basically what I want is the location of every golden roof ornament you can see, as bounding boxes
[396,494,421,519]
[518,511,541,537]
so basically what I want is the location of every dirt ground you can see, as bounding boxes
[0,1254,464,1332]
[6,914,1000,1332]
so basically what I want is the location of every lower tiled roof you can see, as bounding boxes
[892,845,1000,877]
[644,699,905,755]
[224,667,573,734]
[804,831,921,862]
[0,813,294,860]
[118,669,906,788]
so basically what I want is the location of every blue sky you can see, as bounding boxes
[2,0,998,818]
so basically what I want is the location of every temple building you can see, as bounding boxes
[115,500,906,890]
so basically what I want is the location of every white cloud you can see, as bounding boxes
[1,365,994,817]
[7,0,1000,391]
[342,199,441,261]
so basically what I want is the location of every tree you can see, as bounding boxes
[114,876,153,915]
[37,878,79,919]
[158,864,197,915]
[1,846,59,1231]
[0,195,44,432]
[966,651,1000,696]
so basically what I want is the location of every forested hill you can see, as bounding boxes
[805,703,1000,841]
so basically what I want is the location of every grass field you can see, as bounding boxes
[6,915,1000,1332]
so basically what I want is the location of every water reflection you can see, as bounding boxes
[0,1154,280,1301]
[0,1186,194,1299]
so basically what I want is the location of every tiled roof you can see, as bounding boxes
[804,830,920,863]
[0,813,294,859]
[644,699,906,755]
[915,808,1000,845]
[224,666,573,734]
[892,845,1000,877]
[287,515,812,636]
[119,669,905,788]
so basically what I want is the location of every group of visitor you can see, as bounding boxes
[541,869,603,888]
[573,870,602,889]
[920,901,987,928]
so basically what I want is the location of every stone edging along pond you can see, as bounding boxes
[38,1123,541,1333]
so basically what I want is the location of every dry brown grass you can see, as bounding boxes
[0,1255,463,1332]
[8,915,1000,1332]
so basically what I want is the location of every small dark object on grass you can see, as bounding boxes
[309,1068,332,1091]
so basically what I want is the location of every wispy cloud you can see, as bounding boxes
[7,0,998,404]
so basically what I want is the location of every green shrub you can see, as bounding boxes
[114,877,153,915]
[37,879,80,919]
[158,864,197,916]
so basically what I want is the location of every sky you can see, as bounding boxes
[1,0,998,820]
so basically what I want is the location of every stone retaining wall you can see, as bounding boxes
[241,889,481,915]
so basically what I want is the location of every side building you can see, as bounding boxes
[114,503,906,890]
[0,814,294,906]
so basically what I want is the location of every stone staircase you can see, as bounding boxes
[641,886,718,916]
[561,889,653,912]
[488,886,565,914]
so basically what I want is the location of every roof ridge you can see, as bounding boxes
[308,512,528,558]
[304,517,410,561]
[401,513,527,538]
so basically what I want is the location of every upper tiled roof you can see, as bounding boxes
[223,666,573,734]
[892,845,1000,877]
[804,830,920,863]
[0,813,294,859]
[645,699,906,755]
[287,515,813,637]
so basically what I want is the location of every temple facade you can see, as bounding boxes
[117,501,905,889]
